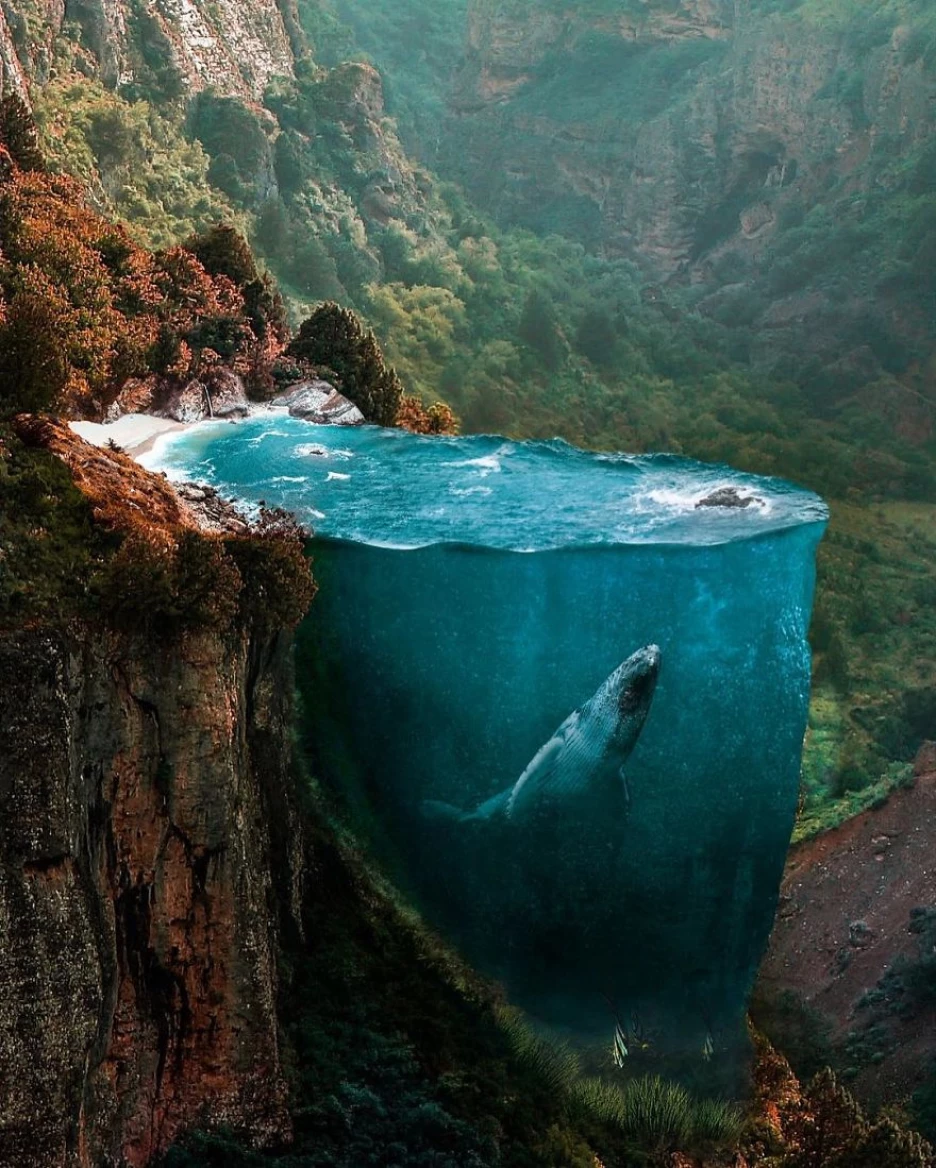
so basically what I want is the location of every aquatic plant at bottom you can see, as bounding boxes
[571,1072,745,1157]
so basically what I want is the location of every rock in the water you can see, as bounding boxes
[696,486,763,509]
[272,380,364,425]
[175,481,251,535]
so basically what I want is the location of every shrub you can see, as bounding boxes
[396,394,459,435]
[688,1096,745,1149]
[496,1006,580,1096]
[616,1075,693,1150]
[0,92,44,172]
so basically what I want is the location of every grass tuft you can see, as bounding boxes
[496,1005,581,1095]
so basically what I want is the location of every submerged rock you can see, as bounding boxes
[272,380,364,425]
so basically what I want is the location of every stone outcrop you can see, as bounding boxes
[157,372,251,423]
[272,380,365,425]
[1,0,298,97]
[0,423,307,1167]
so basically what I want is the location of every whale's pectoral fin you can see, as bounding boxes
[618,764,631,816]
[506,708,588,819]
[421,799,468,824]
[505,731,567,818]
[423,788,511,826]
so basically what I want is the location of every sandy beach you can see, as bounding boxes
[70,414,189,458]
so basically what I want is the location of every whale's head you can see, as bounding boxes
[613,644,661,726]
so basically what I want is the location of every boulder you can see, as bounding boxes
[110,376,158,419]
[208,370,250,419]
[696,486,763,509]
[159,380,212,424]
[272,380,364,425]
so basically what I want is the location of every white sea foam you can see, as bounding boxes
[444,454,503,477]
[444,442,515,477]
[326,471,351,482]
[450,486,493,497]
[646,487,706,510]
[295,443,330,458]
[272,475,308,484]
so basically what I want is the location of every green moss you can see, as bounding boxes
[0,428,101,623]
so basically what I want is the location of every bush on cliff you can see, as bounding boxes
[0,92,44,173]
[287,302,404,426]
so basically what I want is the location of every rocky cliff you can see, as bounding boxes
[0,424,309,1166]
[453,0,930,266]
[0,0,301,97]
[448,0,936,395]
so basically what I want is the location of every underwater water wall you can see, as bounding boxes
[148,419,827,1069]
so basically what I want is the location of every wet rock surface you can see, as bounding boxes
[696,486,764,509]
[272,380,365,425]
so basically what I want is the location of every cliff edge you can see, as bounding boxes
[0,419,311,1166]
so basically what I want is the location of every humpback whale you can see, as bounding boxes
[423,644,661,826]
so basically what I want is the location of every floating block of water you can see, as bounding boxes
[150,420,827,1065]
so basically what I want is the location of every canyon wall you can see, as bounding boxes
[446,0,936,392]
[0,429,308,1167]
[0,620,304,1166]
[0,0,301,97]
[453,0,933,267]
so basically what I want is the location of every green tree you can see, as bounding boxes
[519,289,562,370]
[287,302,403,426]
[184,223,259,287]
[575,306,618,367]
[0,92,44,172]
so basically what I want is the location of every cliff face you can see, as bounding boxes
[0,428,307,1167]
[0,0,300,97]
[461,0,733,105]
[454,0,932,264]
[449,1,936,383]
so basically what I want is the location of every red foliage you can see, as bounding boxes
[0,165,283,419]
[396,393,459,435]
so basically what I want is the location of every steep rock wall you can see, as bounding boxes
[446,0,936,391]
[454,1,932,266]
[3,0,300,96]
[0,616,303,1166]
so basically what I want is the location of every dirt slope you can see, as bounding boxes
[759,743,936,1104]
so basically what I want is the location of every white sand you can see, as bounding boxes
[70,414,187,457]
